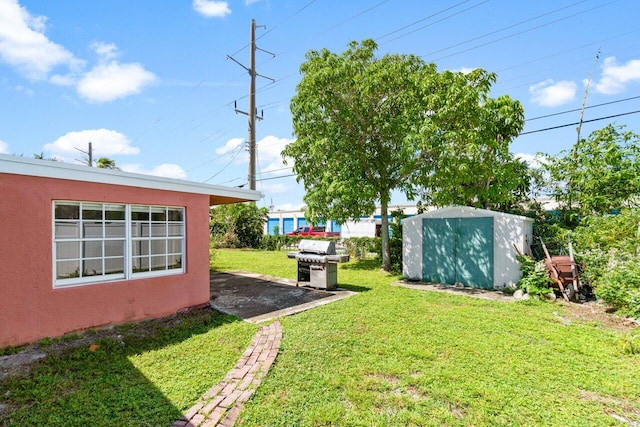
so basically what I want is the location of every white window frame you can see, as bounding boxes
[53,201,185,288]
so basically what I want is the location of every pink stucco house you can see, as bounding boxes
[0,153,261,347]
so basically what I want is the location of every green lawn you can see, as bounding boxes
[1,248,639,426]
[214,249,640,427]
[0,306,258,425]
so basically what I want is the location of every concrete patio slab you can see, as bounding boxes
[210,271,356,323]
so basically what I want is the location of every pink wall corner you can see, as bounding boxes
[0,173,211,347]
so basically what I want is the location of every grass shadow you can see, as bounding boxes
[341,258,383,271]
[0,307,241,426]
[337,282,372,292]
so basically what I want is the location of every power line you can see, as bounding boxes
[375,0,473,43]
[520,109,640,135]
[257,173,297,182]
[422,0,585,57]
[430,0,617,62]
[313,0,391,38]
[525,94,640,122]
[379,0,490,46]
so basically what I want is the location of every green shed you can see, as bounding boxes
[402,206,533,289]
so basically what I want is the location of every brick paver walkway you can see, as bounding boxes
[172,321,282,427]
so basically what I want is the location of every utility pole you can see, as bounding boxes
[74,142,93,166]
[248,19,257,191]
[227,19,274,190]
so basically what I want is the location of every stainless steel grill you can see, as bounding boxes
[287,240,349,290]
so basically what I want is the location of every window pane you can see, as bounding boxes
[168,223,183,237]
[167,255,182,270]
[151,223,167,237]
[150,255,166,271]
[132,256,149,273]
[132,240,149,256]
[82,204,103,220]
[168,208,183,222]
[55,203,79,219]
[105,240,124,257]
[83,241,103,258]
[151,239,166,255]
[83,222,103,238]
[55,221,79,239]
[83,259,103,276]
[131,207,149,221]
[167,239,182,254]
[105,222,125,238]
[151,207,166,222]
[56,241,79,260]
[105,257,124,275]
[57,260,80,279]
[105,205,125,221]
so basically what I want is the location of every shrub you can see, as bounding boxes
[516,254,553,298]
[595,256,640,318]
[210,203,268,248]
[343,237,380,259]
[259,235,302,251]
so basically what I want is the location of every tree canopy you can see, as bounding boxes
[210,203,268,248]
[284,40,525,270]
[544,123,640,216]
[96,157,120,170]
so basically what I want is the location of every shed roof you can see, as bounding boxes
[0,153,262,205]
[403,205,534,224]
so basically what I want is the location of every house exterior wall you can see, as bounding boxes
[402,206,533,288]
[0,172,211,347]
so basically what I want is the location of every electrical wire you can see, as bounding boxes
[430,0,617,62]
[520,109,640,135]
[525,95,640,122]
[422,0,586,57]
[379,0,490,46]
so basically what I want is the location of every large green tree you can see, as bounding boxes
[284,40,524,270]
[545,123,640,216]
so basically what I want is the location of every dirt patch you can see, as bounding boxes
[558,301,640,332]
[580,390,640,425]
[396,280,639,331]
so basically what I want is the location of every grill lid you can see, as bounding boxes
[297,239,336,255]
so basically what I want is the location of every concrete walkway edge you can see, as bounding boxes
[173,320,282,427]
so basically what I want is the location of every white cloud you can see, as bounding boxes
[592,56,640,95]
[193,0,231,18]
[121,163,187,179]
[0,0,83,80]
[274,202,306,211]
[77,61,157,103]
[44,129,139,162]
[256,135,294,165]
[454,67,475,74]
[0,139,9,153]
[76,42,157,103]
[515,153,547,169]
[215,137,244,156]
[260,182,290,194]
[529,79,576,107]
[0,2,155,103]
[90,41,119,61]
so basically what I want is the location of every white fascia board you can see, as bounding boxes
[0,153,262,202]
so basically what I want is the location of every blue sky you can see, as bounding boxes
[1,0,639,210]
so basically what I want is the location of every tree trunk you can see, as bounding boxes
[380,199,390,271]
